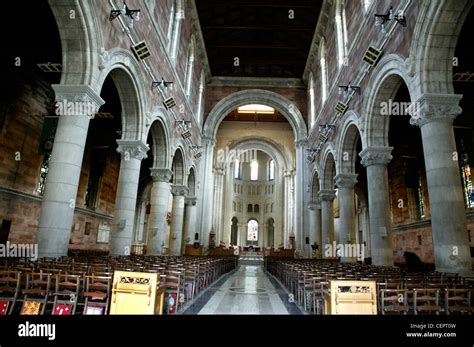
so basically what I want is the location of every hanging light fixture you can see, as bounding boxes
[110,1,141,29]
[375,6,406,33]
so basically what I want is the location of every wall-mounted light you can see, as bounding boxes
[338,83,361,97]
[318,124,336,134]
[152,79,173,91]
[110,1,141,28]
[375,6,406,33]
[176,120,191,129]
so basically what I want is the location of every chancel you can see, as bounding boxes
[0,0,473,319]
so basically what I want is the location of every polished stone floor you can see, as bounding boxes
[182,265,303,315]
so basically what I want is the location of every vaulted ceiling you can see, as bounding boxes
[196,0,323,78]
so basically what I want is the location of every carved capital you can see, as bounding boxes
[185,197,197,206]
[52,84,105,118]
[409,93,463,127]
[308,201,321,210]
[360,146,393,167]
[318,189,336,202]
[150,168,173,183]
[171,185,189,196]
[116,140,149,161]
[335,173,358,189]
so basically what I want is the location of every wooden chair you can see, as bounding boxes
[0,270,21,314]
[380,289,409,315]
[163,270,184,314]
[52,274,81,315]
[83,275,112,315]
[20,272,52,315]
[444,288,473,314]
[413,288,442,315]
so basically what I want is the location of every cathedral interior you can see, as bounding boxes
[0,0,473,343]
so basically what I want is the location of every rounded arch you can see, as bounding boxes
[412,0,473,95]
[171,148,185,185]
[336,111,363,174]
[310,169,320,201]
[204,89,308,142]
[227,137,291,173]
[187,167,196,196]
[362,54,415,147]
[94,49,149,140]
[319,142,336,190]
[49,0,102,85]
[148,117,170,170]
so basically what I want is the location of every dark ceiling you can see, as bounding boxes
[196,0,322,78]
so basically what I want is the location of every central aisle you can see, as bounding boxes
[183,265,300,315]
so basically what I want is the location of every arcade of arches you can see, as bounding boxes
[0,0,473,315]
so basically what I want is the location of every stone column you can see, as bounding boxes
[410,94,471,273]
[146,169,172,255]
[319,190,336,258]
[308,201,322,258]
[283,170,291,247]
[109,140,149,256]
[183,197,198,253]
[37,86,104,258]
[335,173,358,262]
[169,185,188,256]
[212,166,225,244]
[295,140,307,253]
[198,137,215,251]
[360,146,393,266]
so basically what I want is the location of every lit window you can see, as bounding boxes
[416,171,425,219]
[319,39,328,104]
[308,73,316,127]
[238,104,275,114]
[460,140,474,208]
[184,38,195,97]
[250,160,258,181]
[363,0,374,13]
[36,153,52,196]
[234,159,240,179]
[247,220,258,241]
[268,159,275,180]
[335,0,348,68]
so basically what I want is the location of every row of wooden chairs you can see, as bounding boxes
[265,258,473,315]
[0,255,238,315]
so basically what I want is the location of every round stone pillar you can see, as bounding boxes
[183,197,198,252]
[37,85,104,258]
[146,169,172,255]
[308,201,322,258]
[169,185,188,256]
[360,146,393,266]
[319,189,336,258]
[410,94,471,273]
[109,140,149,256]
[335,173,358,263]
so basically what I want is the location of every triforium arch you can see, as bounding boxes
[411,0,474,94]
[362,54,416,147]
[204,89,308,142]
[319,143,337,190]
[95,49,149,140]
[171,148,186,186]
[48,0,102,85]
[310,169,320,201]
[187,167,197,197]
[336,111,363,175]
[148,116,171,170]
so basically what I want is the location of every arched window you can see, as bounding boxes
[196,71,205,124]
[247,204,253,213]
[362,0,374,13]
[184,37,195,97]
[268,159,275,180]
[168,0,183,62]
[319,38,328,105]
[247,220,258,241]
[335,0,348,68]
[250,160,258,181]
[308,73,316,128]
[234,159,240,179]
[254,204,259,213]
